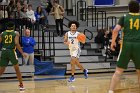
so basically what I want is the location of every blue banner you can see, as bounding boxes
[94,0,115,6]
[34,59,65,75]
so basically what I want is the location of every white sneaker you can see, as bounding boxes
[108,90,114,93]
[19,84,25,91]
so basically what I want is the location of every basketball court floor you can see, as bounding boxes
[0,72,140,93]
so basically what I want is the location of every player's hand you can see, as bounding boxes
[111,41,116,51]
[80,40,85,44]
[82,41,86,44]
[22,53,27,58]
[64,41,70,45]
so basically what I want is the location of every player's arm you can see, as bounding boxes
[15,31,26,58]
[111,25,122,51]
[111,16,124,51]
[64,32,69,45]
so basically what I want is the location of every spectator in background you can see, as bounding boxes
[26,4,36,24]
[103,27,121,58]
[22,29,36,65]
[50,0,64,36]
[103,27,113,48]
[6,0,16,18]
[20,6,28,18]
[46,0,52,14]
[0,7,7,34]
[20,6,33,28]
[22,0,29,4]
[16,0,22,18]
[0,5,8,18]
[94,29,105,52]
[40,0,49,27]
[34,6,46,29]
[0,0,8,5]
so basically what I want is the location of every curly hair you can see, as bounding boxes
[6,21,15,30]
[68,20,80,28]
[129,0,139,13]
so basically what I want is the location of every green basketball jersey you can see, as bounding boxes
[118,13,140,42]
[1,30,16,49]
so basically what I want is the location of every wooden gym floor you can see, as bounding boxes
[0,72,140,93]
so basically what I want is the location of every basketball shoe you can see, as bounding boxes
[19,83,25,91]
[84,69,88,79]
[68,76,75,82]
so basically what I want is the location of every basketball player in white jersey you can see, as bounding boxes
[64,20,88,82]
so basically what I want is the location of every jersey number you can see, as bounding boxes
[5,35,12,43]
[129,18,139,30]
[71,39,74,44]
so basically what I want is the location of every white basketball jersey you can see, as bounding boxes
[67,31,80,50]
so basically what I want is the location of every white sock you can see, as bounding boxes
[108,90,114,93]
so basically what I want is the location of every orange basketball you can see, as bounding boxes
[77,33,86,43]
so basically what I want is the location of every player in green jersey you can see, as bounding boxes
[0,21,27,91]
[109,1,140,93]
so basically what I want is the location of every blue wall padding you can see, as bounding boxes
[34,59,65,75]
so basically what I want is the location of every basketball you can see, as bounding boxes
[77,33,86,43]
